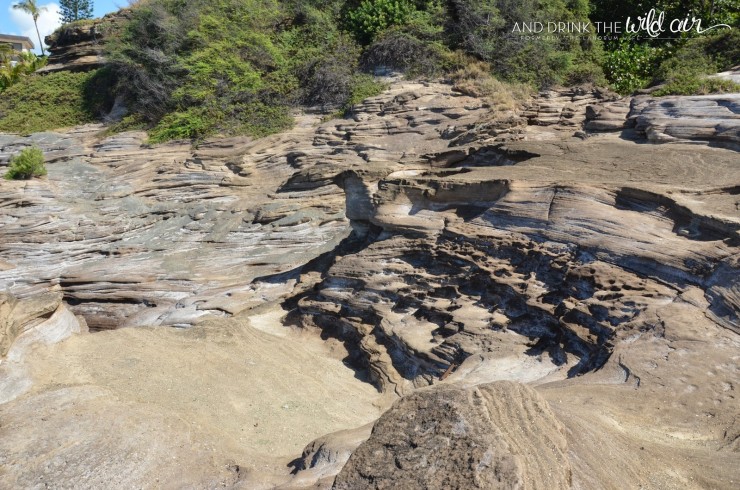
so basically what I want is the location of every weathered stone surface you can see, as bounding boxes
[522,86,619,128]
[334,381,570,490]
[0,82,494,330]
[0,79,738,489]
[40,11,131,73]
[584,98,631,131]
[0,291,86,403]
[631,94,740,147]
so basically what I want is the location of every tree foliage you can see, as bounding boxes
[0,48,47,91]
[12,0,48,55]
[106,0,386,142]
[6,0,732,141]
[59,0,94,23]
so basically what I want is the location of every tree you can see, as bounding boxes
[60,0,94,24]
[12,1,47,56]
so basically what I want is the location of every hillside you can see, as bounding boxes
[1,0,738,138]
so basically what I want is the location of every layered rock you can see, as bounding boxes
[39,11,131,73]
[522,86,619,128]
[334,381,570,490]
[585,92,740,149]
[631,94,740,147]
[0,82,498,330]
[0,79,738,489]
[0,291,86,403]
[0,119,351,329]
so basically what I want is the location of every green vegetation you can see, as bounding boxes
[604,30,740,95]
[4,146,46,180]
[0,49,47,91]
[0,0,738,141]
[12,0,48,56]
[347,0,416,44]
[101,0,608,142]
[652,30,740,95]
[594,1,739,94]
[60,0,94,23]
[0,70,111,134]
[603,38,670,95]
[107,0,375,141]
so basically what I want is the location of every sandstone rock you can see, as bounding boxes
[39,11,131,73]
[0,82,493,330]
[710,65,740,84]
[584,97,631,131]
[0,292,86,403]
[523,86,619,128]
[283,424,374,489]
[630,94,740,148]
[334,381,570,490]
[0,78,738,489]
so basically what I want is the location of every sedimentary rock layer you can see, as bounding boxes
[0,80,738,489]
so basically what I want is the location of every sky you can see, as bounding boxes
[1,0,123,53]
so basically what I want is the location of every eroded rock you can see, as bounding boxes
[334,381,570,490]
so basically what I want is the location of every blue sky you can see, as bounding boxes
[1,0,122,53]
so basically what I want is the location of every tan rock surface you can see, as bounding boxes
[334,381,571,490]
[0,79,738,488]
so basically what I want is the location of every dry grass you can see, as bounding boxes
[450,62,533,114]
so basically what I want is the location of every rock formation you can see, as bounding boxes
[334,381,570,489]
[39,11,131,73]
[586,93,740,149]
[0,78,738,488]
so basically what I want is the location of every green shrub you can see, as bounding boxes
[0,51,48,92]
[444,0,605,88]
[0,70,107,134]
[347,0,416,44]
[4,147,46,180]
[148,110,211,143]
[652,76,740,96]
[604,39,671,94]
[353,0,448,76]
[343,74,386,108]
[106,0,384,142]
[652,30,740,96]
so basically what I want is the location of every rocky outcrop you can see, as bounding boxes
[39,11,131,73]
[631,94,740,147]
[522,86,619,128]
[584,98,631,131]
[0,79,739,489]
[334,381,570,490]
[0,83,498,330]
[585,92,740,149]
[0,291,86,403]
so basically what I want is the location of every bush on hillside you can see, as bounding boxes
[4,147,46,180]
[652,30,740,96]
[347,0,416,44]
[604,39,670,94]
[444,0,605,88]
[0,51,48,92]
[106,0,387,141]
[360,28,445,76]
[0,70,110,134]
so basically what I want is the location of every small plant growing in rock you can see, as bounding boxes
[4,147,47,180]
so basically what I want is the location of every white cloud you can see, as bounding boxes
[8,2,62,54]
